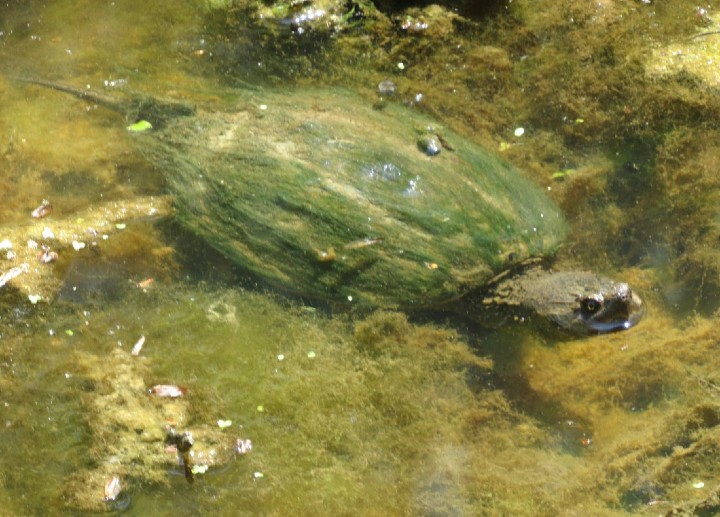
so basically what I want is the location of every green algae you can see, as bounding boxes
[4,278,718,515]
[0,284,504,514]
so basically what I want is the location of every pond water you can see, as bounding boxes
[2,1,720,515]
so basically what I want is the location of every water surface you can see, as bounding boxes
[1,1,720,515]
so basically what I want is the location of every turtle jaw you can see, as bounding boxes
[575,282,645,334]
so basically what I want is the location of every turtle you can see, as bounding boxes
[8,77,643,335]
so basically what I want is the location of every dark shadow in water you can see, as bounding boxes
[471,324,593,456]
[372,0,508,19]
[414,309,595,456]
[156,218,340,318]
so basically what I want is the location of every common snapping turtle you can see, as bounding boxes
[12,78,643,334]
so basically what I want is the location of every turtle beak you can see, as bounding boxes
[579,283,645,334]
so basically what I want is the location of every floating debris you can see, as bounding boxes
[126,120,152,132]
[165,427,194,483]
[31,199,52,219]
[28,294,42,304]
[71,240,86,251]
[343,237,383,250]
[551,169,575,181]
[149,385,187,398]
[190,464,208,475]
[377,80,397,96]
[424,262,439,270]
[136,277,154,289]
[216,419,232,429]
[38,246,58,264]
[435,133,454,151]
[316,247,336,262]
[131,335,145,356]
[103,475,121,502]
[0,264,28,288]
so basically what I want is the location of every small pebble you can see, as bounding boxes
[417,135,441,156]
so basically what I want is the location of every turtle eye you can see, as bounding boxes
[580,297,602,316]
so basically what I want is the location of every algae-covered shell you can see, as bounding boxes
[150,88,567,308]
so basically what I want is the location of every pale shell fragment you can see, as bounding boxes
[42,227,55,239]
[236,438,253,455]
[0,239,12,250]
[148,384,187,398]
[72,240,86,251]
[131,335,145,356]
[103,475,121,502]
[31,200,52,219]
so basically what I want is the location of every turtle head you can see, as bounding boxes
[572,281,644,334]
[487,269,645,336]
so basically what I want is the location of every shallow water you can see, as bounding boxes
[2,1,720,515]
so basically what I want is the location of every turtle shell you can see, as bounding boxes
[146,88,567,308]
